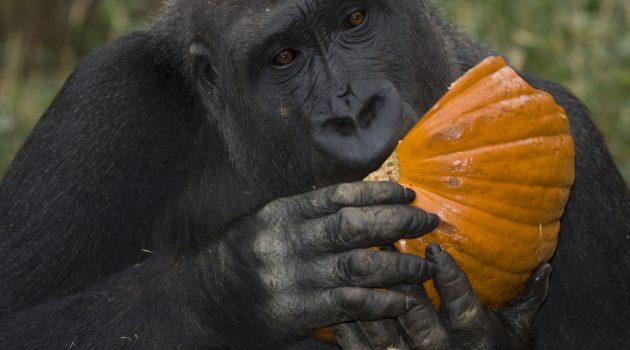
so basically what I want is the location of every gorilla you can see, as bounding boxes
[1,0,629,349]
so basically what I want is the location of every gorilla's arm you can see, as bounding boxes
[0,254,232,349]
[1,183,439,350]
[0,32,200,308]
[525,76,630,349]
[0,32,224,349]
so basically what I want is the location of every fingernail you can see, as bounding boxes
[405,188,416,202]
[426,244,444,257]
[428,213,440,230]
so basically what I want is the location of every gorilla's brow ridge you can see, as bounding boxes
[227,0,339,67]
[228,9,295,66]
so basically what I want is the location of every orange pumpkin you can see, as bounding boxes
[315,56,575,343]
[394,56,575,308]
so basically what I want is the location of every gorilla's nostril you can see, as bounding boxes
[336,84,354,100]
[321,117,358,136]
[310,79,405,169]
[357,95,381,128]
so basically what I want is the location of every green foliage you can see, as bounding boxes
[1,0,629,183]
[0,0,160,174]
[437,0,630,182]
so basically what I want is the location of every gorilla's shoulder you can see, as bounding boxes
[70,30,185,90]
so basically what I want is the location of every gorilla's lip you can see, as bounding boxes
[400,101,422,138]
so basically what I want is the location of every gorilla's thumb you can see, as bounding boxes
[502,264,552,324]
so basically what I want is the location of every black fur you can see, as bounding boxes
[1,1,629,349]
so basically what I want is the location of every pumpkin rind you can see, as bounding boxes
[395,56,575,308]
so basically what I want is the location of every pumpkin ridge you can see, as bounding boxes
[409,111,571,161]
[410,182,570,222]
[424,93,561,127]
[407,170,574,198]
[404,232,536,276]
[408,186,561,243]
[450,245,536,276]
[399,134,574,168]
[408,228,554,276]
[411,174,573,192]
[414,185,565,226]
[432,57,508,108]
[451,208,561,246]
[423,68,540,122]
[419,88,542,127]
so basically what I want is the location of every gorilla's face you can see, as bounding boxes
[192,0,458,188]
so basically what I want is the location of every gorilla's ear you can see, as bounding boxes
[189,42,219,95]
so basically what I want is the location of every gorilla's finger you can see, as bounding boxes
[317,288,419,324]
[426,244,484,329]
[329,182,416,207]
[359,319,411,350]
[313,205,438,252]
[395,284,448,350]
[331,322,372,350]
[297,182,416,218]
[502,264,551,325]
[321,250,433,288]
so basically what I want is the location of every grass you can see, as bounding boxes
[1,0,629,182]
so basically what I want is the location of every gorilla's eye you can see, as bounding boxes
[273,49,297,66]
[343,10,367,30]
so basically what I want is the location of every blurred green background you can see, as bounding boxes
[1,0,629,182]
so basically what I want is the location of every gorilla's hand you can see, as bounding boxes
[213,182,439,346]
[333,245,551,350]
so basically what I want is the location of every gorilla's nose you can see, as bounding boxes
[310,79,414,169]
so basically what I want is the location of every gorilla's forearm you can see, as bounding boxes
[0,251,269,350]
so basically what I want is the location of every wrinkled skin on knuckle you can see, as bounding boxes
[406,207,428,233]
[257,198,292,224]
[369,206,396,234]
[444,290,483,328]
[250,223,288,261]
[337,207,373,244]
[339,250,374,283]
[337,288,370,318]
[400,307,448,349]
[396,254,425,280]
[435,267,465,296]
[332,183,363,206]
[413,327,449,350]
[309,185,340,214]
[245,218,303,296]
[359,319,403,350]
[254,250,295,291]
[332,182,407,208]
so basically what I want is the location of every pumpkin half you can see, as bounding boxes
[315,56,575,343]
[393,56,575,308]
